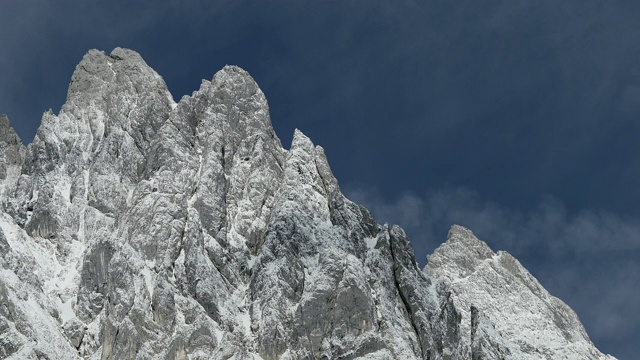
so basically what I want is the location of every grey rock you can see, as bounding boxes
[76,238,115,322]
[63,318,86,349]
[470,306,513,360]
[0,48,616,360]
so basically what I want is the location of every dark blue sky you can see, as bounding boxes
[1,1,639,358]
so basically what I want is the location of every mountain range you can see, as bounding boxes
[0,48,615,359]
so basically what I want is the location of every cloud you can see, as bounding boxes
[346,185,640,258]
[344,184,640,358]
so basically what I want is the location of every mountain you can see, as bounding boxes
[0,48,615,359]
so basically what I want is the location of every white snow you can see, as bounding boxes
[54,177,72,204]
[141,260,156,298]
[247,255,257,269]
[213,329,224,344]
[364,237,377,249]
[59,296,75,323]
[236,311,252,335]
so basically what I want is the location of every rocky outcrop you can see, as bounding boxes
[424,225,615,360]
[0,48,615,359]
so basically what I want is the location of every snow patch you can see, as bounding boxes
[142,260,156,298]
[213,329,224,344]
[59,296,75,323]
[365,237,378,249]
[54,178,72,204]
[236,311,251,335]
[248,255,257,269]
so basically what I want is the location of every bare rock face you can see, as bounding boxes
[0,48,616,359]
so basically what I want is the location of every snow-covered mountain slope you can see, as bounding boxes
[0,48,615,359]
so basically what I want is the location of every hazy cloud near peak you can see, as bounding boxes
[344,184,640,357]
[346,185,640,258]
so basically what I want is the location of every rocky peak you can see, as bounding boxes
[277,129,332,221]
[0,115,24,169]
[188,64,281,156]
[64,47,173,154]
[0,114,22,146]
[67,47,170,104]
[425,225,614,360]
[424,225,495,281]
[0,115,25,195]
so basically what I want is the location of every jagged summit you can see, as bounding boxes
[0,115,25,198]
[0,48,615,359]
[424,225,495,280]
[0,115,23,149]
